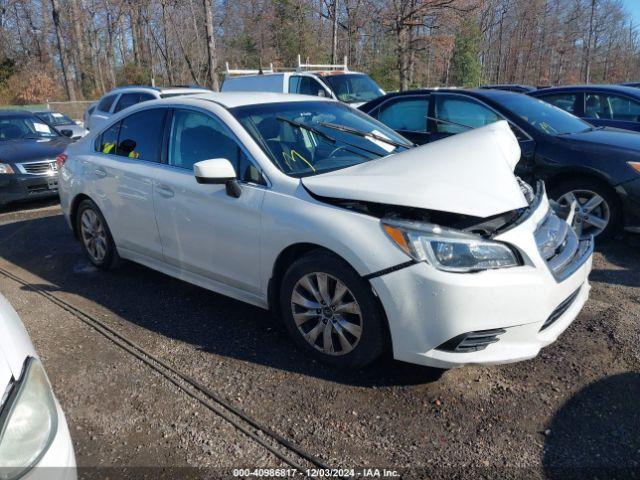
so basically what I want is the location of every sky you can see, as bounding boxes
[622,0,640,26]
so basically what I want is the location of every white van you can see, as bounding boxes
[221,57,385,108]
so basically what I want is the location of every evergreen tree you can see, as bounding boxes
[450,20,482,88]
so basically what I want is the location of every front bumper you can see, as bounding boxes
[22,400,77,480]
[0,173,59,205]
[615,177,640,231]
[370,193,593,369]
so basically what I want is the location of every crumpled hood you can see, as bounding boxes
[302,121,528,218]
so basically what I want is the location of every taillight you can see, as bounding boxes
[56,154,68,169]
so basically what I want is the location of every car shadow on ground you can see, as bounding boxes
[0,213,443,387]
[542,372,640,479]
[590,234,640,288]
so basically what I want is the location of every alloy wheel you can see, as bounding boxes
[80,209,108,263]
[558,189,610,238]
[290,272,363,356]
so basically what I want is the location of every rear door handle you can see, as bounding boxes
[94,168,107,178]
[156,184,175,198]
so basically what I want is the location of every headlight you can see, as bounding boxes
[0,163,14,174]
[0,358,58,479]
[629,161,640,174]
[382,219,520,272]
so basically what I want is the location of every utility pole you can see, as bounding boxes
[331,0,339,64]
[203,0,220,91]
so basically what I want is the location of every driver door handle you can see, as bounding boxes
[94,168,107,178]
[156,184,175,198]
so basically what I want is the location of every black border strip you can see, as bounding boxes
[363,260,417,280]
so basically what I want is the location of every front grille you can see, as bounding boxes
[535,211,591,281]
[17,160,57,175]
[436,328,506,353]
[540,287,581,331]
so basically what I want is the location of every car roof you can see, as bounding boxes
[106,85,210,96]
[176,91,335,108]
[533,84,640,96]
[0,109,35,117]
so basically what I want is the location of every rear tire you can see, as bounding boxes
[279,251,387,369]
[550,177,622,239]
[75,199,120,270]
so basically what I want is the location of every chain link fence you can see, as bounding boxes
[0,100,96,124]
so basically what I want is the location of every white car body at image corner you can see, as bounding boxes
[58,92,592,369]
[0,295,76,480]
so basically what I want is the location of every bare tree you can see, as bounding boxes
[203,0,220,91]
[50,0,76,100]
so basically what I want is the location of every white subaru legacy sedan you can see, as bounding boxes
[0,294,76,479]
[58,93,593,369]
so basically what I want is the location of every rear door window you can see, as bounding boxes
[377,97,428,132]
[95,122,120,154]
[114,108,167,162]
[96,94,118,113]
[433,95,501,134]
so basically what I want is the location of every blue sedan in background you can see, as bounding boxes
[530,85,640,132]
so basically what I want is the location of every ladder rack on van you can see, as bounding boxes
[296,55,348,72]
[224,62,274,77]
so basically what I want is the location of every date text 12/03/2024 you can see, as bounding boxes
[232,468,401,477]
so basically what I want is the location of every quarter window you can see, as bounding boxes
[538,93,579,114]
[96,94,117,113]
[377,98,428,132]
[168,109,264,184]
[114,109,167,161]
[433,96,501,134]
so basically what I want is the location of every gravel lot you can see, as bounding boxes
[0,199,638,479]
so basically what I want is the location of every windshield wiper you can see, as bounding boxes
[276,117,335,143]
[318,121,410,148]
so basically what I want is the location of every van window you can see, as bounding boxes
[115,109,167,161]
[289,76,326,97]
[97,94,117,113]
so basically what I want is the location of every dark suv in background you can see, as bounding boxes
[360,88,640,238]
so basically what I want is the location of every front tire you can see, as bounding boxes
[279,251,387,369]
[551,177,621,239]
[76,199,120,270]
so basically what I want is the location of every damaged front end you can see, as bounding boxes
[317,180,544,273]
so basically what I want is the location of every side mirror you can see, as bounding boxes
[60,129,73,137]
[193,158,241,198]
[317,90,327,97]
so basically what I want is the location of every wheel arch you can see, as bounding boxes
[69,193,93,239]
[267,242,393,350]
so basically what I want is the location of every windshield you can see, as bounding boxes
[0,115,59,140]
[231,101,411,177]
[322,74,384,104]
[35,111,74,126]
[499,94,593,135]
